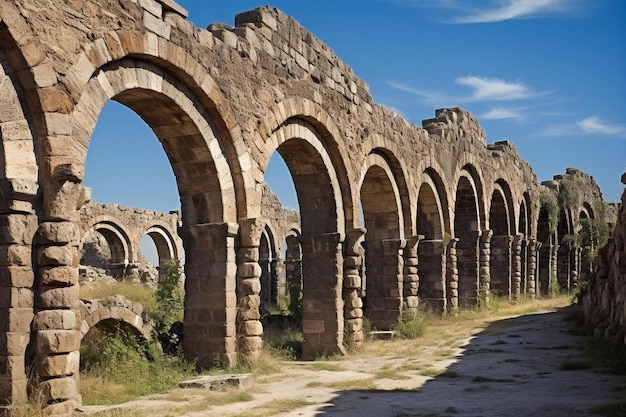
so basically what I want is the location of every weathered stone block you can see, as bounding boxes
[0,332,29,356]
[237,262,261,279]
[36,330,80,354]
[38,351,79,377]
[0,266,33,288]
[37,245,77,267]
[238,278,261,295]
[40,266,79,286]
[33,310,76,331]
[0,245,31,267]
[37,222,80,245]
[37,285,79,309]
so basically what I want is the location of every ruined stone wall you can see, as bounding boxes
[582,173,626,345]
[0,1,615,413]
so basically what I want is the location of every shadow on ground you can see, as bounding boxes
[313,308,626,417]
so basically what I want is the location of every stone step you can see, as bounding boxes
[179,374,253,391]
[369,330,396,340]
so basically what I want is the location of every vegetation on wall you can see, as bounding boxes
[539,192,559,233]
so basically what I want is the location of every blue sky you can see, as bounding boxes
[86,0,626,224]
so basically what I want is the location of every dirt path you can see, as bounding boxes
[83,308,626,417]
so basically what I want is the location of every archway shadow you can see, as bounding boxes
[312,307,625,416]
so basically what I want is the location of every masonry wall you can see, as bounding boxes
[582,173,626,345]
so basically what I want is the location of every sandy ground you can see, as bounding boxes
[83,309,626,417]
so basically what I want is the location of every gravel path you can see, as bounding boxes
[83,308,626,417]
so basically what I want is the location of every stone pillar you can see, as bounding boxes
[343,229,365,350]
[34,220,83,415]
[527,239,538,299]
[490,234,512,298]
[479,230,493,306]
[446,238,459,313]
[0,185,38,409]
[402,235,423,312]
[362,238,404,331]
[299,233,345,359]
[550,243,559,294]
[457,231,480,307]
[571,246,580,290]
[418,239,446,313]
[181,222,239,369]
[236,219,265,364]
[511,234,524,300]
[270,259,279,305]
[284,235,302,315]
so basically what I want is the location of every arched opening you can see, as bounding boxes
[557,209,575,291]
[537,203,553,297]
[518,197,530,296]
[263,118,346,359]
[80,223,130,280]
[454,174,480,307]
[416,178,446,312]
[258,225,278,311]
[360,161,402,331]
[489,187,511,297]
[71,59,239,381]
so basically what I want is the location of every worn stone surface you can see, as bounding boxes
[0,0,619,412]
[582,173,626,345]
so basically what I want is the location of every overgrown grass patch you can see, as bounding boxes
[80,329,197,405]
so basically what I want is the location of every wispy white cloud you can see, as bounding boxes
[577,116,626,136]
[481,107,524,120]
[388,75,545,105]
[386,81,450,104]
[456,76,536,101]
[536,116,626,138]
[438,0,578,23]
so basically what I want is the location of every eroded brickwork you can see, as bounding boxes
[0,1,618,413]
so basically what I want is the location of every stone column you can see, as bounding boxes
[181,222,239,369]
[403,235,423,312]
[32,175,84,415]
[418,238,446,313]
[284,235,302,315]
[343,228,365,350]
[446,238,459,313]
[299,232,345,359]
[490,234,512,298]
[571,246,580,290]
[550,243,559,294]
[0,179,38,409]
[479,230,493,306]
[511,234,524,300]
[236,219,265,364]
[362,238,404,331]
[527,239,538,299]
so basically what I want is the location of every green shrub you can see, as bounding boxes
[393,308,427,339]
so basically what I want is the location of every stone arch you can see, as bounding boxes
[416,169,448,312]
[556,207,575,291]
[581,201,594,219]
[257,98,355,233]
[82,221,132,277]
[489,182,514,297]
[454,170,481,307]
[71,60,237,225]
[143,224,178,268]
[0,22,40,408]
[262,117,347,358]
[359,152,404,330]
[78,298,153,341]
[259,224,278,309]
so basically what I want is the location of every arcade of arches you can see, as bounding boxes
[0,1,620,414]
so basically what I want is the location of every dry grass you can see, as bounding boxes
[79,279,158,315]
